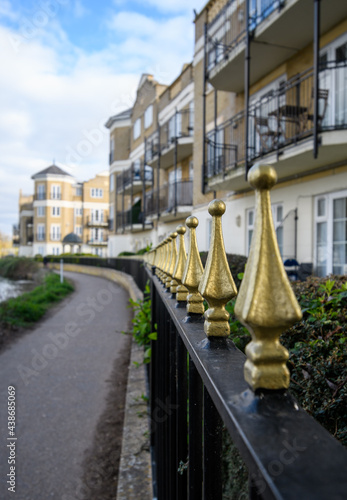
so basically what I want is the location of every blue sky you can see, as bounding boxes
[0,0,207,237]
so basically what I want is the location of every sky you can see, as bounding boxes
[0,0,207,237]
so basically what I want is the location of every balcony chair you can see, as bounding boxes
[255,116,278,154]
[302,88,329,131]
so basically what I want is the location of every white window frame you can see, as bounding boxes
[51,185,61,200]
[75,225,82,236]
[75,186,82,196]
[51,224,61,241]
[91,188,103,198]
[52,206,61,217]
[133,118,141,140]
[37,206,45,217]
[37,184,45,200]
[314,189,347,276]
[144,104,153,129]
[37,224,45,241]
[75,207,82,217]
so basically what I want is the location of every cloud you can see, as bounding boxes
[73,0,89,18]
[0,1,205,236]
[112,0,205,15]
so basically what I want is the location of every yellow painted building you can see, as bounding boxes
[19,164,109,257]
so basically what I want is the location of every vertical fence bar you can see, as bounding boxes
[176,335,188,499]
[203,386,223,500]
[168,317,178,499]
[188,357,203,499]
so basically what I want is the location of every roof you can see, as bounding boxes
[62,232,82,244]
[105,108,132,129]
[31,164,72,179]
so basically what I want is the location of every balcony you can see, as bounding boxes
[50,233,61,242]
[87,236,108,246]
[207,0,347,93]
[116,202,152,233]
[145,180,193,223]
[86,216,109,228]
[205,62,347,192]
[146,109,194,169]
[35,233,46,242]
[34,193,62,200]
[116,162,153,195]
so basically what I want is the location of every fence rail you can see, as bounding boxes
[48,164,347,499]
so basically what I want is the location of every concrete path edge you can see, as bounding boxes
[51,263,153,500]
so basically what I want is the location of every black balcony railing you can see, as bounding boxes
[116,199,143,232]
[34,193,46,200]
[86,216,109,227]
[204,61,347,181]
[116,162,153,193]
[147,108,194,163]
[87,236,108,245]
[35,233,46,241]
[207,0,284,74]
[49,233,61,241]
[146,180,193,217]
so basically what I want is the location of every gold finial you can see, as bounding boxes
[234,163,302,391]
[198,200,237,337]
[170,225,186,295]
[182,216,205,320]
[156,242,164,278]
[161,237,171,283]
[173,225,188,306]
[165,232,178,289]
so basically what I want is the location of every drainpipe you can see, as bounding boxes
[202,22,207,195]
[294,208,298,261]
[157,124,161,219]
[313,0,321,159]
[244,0,251,179]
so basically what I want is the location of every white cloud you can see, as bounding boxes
[0,0,18,21]
[0,2,201,237]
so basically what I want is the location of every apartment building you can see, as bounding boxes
[17,190,34,256]
[105,0,347,277]
[18,164,109,257]
[191,0,347,277]
[106,65,195,255]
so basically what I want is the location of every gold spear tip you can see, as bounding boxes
[248,163,277,190]
[186,215,199,228]
[176,225,186,235]
[208,199,226,217]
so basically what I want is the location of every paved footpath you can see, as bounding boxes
[0,271,132,500]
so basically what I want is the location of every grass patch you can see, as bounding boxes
[0,273,74,328]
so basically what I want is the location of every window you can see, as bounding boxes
[91,188,103,198]
[75,226,82,236]
[52,206,61,217]
[110,174,114,191]
[37,225,45,241]
[133,118,141,140]
[91,209,104,222]
[37,206,45,217]
[189,101,194,133]
[168,113,182,142]
[75,207,83,217]
[52,247,60,256]
[38,246,44,255]
[75,186,82,196]
[37,184,45,200]
[51,185,61,200]
[51,225,61,241]
[144,105,153,129]
[246,209,254,255]
[315,191,347,276]
[109,205,114,231]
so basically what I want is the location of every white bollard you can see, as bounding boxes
[60,259,63,284]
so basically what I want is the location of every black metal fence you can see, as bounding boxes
[48,255,347,499]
